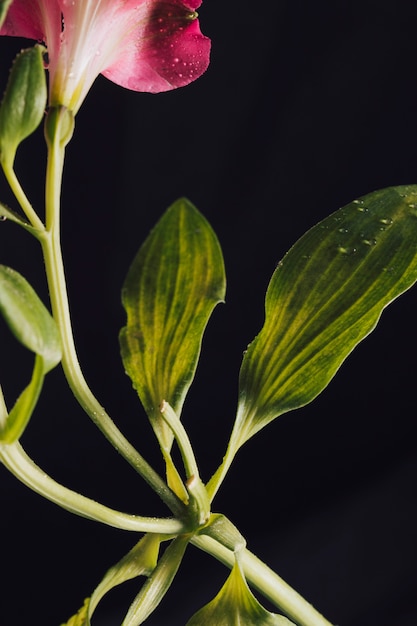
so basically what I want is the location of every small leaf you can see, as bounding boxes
[120,198,225,451]
[60,598,89,626]
[0,200,41,235]
[122,535,189,626]
[233,185,417,450]
[61,534,161,626]
[0,265,61,442]
[0,265,61,371]
[2,354,44,443]
[0,45,47,165]
[186,559,295,625]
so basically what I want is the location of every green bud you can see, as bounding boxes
[0,45,47,166]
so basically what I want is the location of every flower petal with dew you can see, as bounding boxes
[1,0,211,112]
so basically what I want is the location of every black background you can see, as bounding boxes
[1,1,417,625]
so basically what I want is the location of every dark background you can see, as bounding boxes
[1,1,417,624]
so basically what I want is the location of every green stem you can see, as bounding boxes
[206,438,238,502]
[192,533,335,626]
[160,401,200,480]
[41,108,184,518]
[1,160,45,231]
[0,440,185,534]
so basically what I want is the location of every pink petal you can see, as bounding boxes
[0,0,61,41]
[102,2,211,93]
[0,0,45,38]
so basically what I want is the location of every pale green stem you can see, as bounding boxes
[192,534,335,626]
[206,438,238,502]
[40,110,184,518]
[1,160,45,231]
[0,440,185,534]
[160,401,200,480]
[160,401,210,525]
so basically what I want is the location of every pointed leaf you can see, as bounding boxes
[122,535,189,626]
[0,265,61,371]
[1,354,45,443]
[120,198,225,449]
[60,534,161,626]
[60,599,89,626]
[233,185,417,450]
[0,265,61,442]
[186,559,295,625]
[0,201,39,235]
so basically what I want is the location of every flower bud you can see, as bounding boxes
[0,45,47,165]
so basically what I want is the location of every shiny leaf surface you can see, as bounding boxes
[233,185,417,450]
[120,198,225,450]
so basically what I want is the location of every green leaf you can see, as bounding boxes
[232,185,417,451]
[0,0,13,29]
[0,200,41,235]
[60,599,89,626]
[0,265,61,371]
[186,559,295,625]
[122,535,189,626]
[0,265,61,442]
[0,45,47,166]
[120,198,226,451]
[60,534,161,626]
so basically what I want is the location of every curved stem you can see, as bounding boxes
[192,533,334,626]
[0,440,185,534]
[41,109,184,518]
[206,438,237,503]
[1,161,45,231]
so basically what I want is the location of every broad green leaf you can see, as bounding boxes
[0,46,47,166]
[60,534,161,626]
[0,265,61,442]
[120,198,225,451]
[232,185,417,451]
[0,0,13,29]
[186,559,295,625]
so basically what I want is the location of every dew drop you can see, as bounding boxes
[357,206,369,213]
[408,203,417,217]
[338,227,349,233]
[362,238,377,246]
[337,246,357,255]
[0,215,7,221]
[379,217,393,226]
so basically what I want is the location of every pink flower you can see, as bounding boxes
[1,0,210,112]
